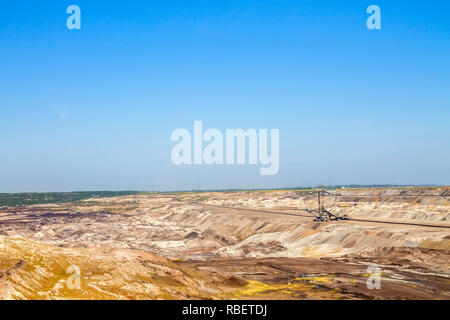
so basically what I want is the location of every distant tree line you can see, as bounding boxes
[167,184,437,194]
[0,191,144,207]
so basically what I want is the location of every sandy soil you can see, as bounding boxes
[0,187,449,299]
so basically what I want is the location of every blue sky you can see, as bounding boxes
[0,1,449,192]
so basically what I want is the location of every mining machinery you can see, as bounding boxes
[302,188,349,222]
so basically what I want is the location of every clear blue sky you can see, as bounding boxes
[0,1,449,192]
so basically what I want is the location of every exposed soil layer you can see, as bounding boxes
[178,247,450,300]
[0,187,449,299]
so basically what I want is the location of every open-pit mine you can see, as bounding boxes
[0,187,449,300]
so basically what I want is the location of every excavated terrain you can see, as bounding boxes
[0,187,449,299]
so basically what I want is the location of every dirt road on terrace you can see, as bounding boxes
[193,202,450,229]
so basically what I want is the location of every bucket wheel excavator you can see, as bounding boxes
[300,188,349,222]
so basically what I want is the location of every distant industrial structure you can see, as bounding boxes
[302,188,349,222]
